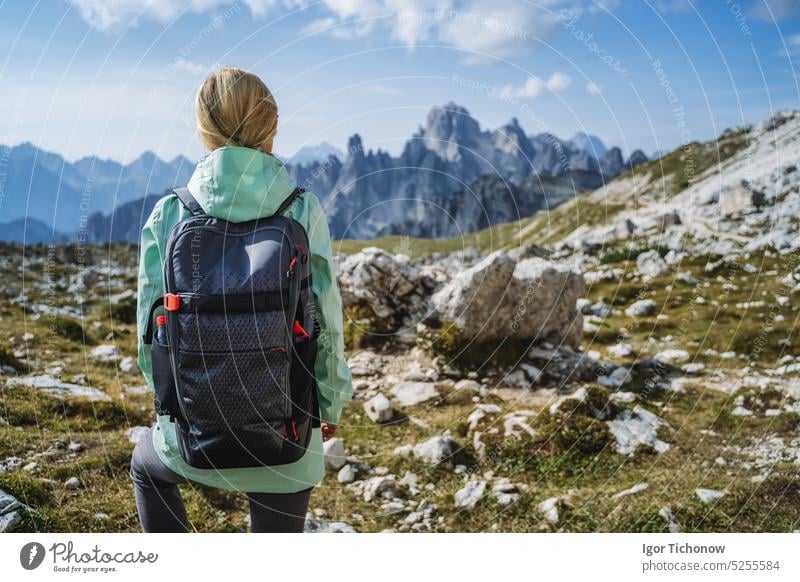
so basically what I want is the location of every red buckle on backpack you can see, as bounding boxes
[293,320,309,341]
[287,257,298,278]
[164,293,181,311]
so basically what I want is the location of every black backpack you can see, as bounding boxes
[143,186,319,469]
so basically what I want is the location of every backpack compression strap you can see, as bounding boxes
[273,187,305,217]
[172,187,204,216]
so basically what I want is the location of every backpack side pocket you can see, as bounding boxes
[151,337,181,422]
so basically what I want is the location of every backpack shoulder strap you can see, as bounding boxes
[171,187,204,216]
[273,187,305,217]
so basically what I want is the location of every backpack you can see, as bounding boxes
[142,186,319,469]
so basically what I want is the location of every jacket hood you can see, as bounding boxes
[187,146,296,222]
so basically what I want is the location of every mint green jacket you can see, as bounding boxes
[136,147,352,493]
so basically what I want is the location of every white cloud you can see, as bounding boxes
[774,33,800,60]
[503,72,572,99]
[69,0,269,31]
[70,0,582,65]
[749,0,800,21]
[172,58,207,74]
[585,82,603,95]
[652,0,693,13]
[363,83,403,95]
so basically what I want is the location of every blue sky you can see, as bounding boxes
[0,0,798,164]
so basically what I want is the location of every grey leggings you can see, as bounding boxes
[129,427,311,533]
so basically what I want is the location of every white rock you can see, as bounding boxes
[393,444,413,457]
[6,375,111,402]
[598,366,632,389]
[64,477,81,490]
[454,479,486,509]
[655,349,690,364]
[612,482,649,499]
[637,250,670,278]
[362,475,398,502]
[659,506,683,533]
[390,382,439,407]
[609,342,634,358]
[538,497,560,524]
[363,394,393,423]
[323,438,347,471]
[695,488,726,504]
[90,344,120,362]
[625,299,656,317]
[610,391,637,403]
[337,465,356,484]
[731,406,753,417]
[454,379,481,392]
[431,252,586,349]
[412,435,458,465]
[119,356,139,374]
[304,514,357,533]
[607,406,670,455]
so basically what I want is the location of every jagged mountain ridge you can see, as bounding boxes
[0,142,194,235]
[289,103,647,239]
[0,103,647,243]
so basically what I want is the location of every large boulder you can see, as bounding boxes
[337,247,438,331]
[430,252,586,349]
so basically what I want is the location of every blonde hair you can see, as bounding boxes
[196,67,278,153]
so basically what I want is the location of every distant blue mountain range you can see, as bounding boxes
[0,142,194,242]
[0,103,646,243]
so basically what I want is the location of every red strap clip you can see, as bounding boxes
[164,293,181,311]
[287,257,298,278]
[293,320,309,341]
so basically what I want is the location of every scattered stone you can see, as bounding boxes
[454,479,486,509]
[304,514,357,533]
[6,375,111,402]
[492,480,522,506]
[655,349,690,364]
[612,482,649,499]
[390,381,439,407]
[413,435,458,465]
[0,488,27,532]
[538,497,561,524]
[659,506,683,533]
[731,406,754,417]
[68,442,83,453]
[625,299,656,317]
[362,475,400,503]
[454,379,481,392]
[323,438,347,471]
[695,488,726,504]
[64,477,81,490]
[637,250,670,278]
[363,394,393,423]
[607,406,670,455]
[119,356,139,374]
[93,512,110,521]
[431,252,586,349]
[598,366,632,389]
[609,342,634,358]
[337,465,356,484]
[90,344,120,362]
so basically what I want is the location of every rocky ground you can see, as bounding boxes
[1,112,799,533]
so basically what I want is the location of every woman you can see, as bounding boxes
[130,68,352,533]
